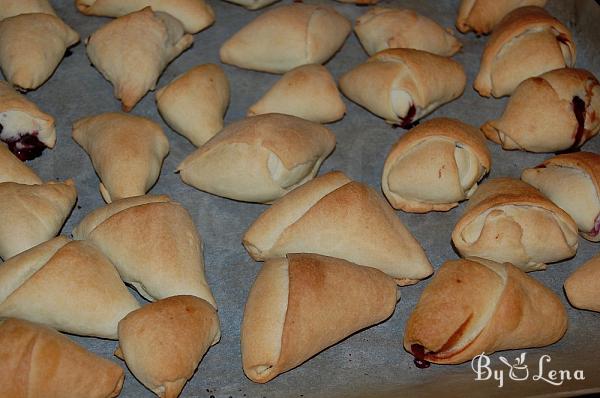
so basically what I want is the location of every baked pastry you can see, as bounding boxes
[0,318,124,398]
[156,64,230,147]
[473,6,575,98]
[0,237,140,339]
[0,13,79,90]
[355,7,462,57]
[242,253,397,383]
[223,0,279,10]
[451,178,578,271]
[456,0,548,34]
[0,179,76,260]
[481,68,600,152]
[220,4,351,73]
[0,143,42,185]
[0,80,55,160]
[564,254,600,312]
[75,0,214,34]
[177,113,336,203]
[242,171,433,285]
[86,7,193,112]
[382,118,491,213]
[522,152,600,241]
[247,64,345,123]
[339,48,466,127]
[0,0,56,20]
[404,257,567,366]
[73,195,217,309]
[115,296,220,397]
[72,113,169,203]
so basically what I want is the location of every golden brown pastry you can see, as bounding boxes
[222,0,278,10]
[86,7,193,112]
[473,6,575,98]
[0,80,55,160]
[355,7,461,57]
[404,257,567,366]
[0,13,79,90]
[564,254,600,312]
[72,112,169,203]
[0,179,76,259]
[522,152,600,241]
[247,64,345,123]
[242,253,397,383]
[177,114,336,203]
[456,0,548,34]
[115,296,220,398]
[76,0,214,33]
[0,318,124,398]
[73,195,217,309]
[339,48,466,127]
[481,68,600,152]
[220,4,351,73]
[382,118,491,213]
[0,0,56,20]
[0,237,140,339]
[0,142,42,185]
[451,178,578,271]
[156,64,230,147]
[243,171,433,285]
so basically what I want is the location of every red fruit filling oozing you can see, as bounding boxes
[0,124,46,161]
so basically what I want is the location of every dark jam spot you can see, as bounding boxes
[557,96,587,155]
[392,105,418,129]
[2,132,46,161]
[400,104,417,128]
[411,344,431,369]
[573,96,586,145]
[590,214,600,237]
[556,33,570,45]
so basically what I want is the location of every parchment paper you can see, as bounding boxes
[12,0,600,397]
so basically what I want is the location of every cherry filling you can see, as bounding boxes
[393,105,418,129]
[572,96,587,146]
[556,33,570,45]
[0,125,46,161]
[411,344,431,369]
[590,214,600,238]
[400,104,417,128]
[557,96,587,154]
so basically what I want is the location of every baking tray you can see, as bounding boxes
[10,0,600,397]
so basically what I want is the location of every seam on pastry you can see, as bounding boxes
[0,243,63,304]
[264,180,350,253]
[430,262,507,360]
[304,7,318,63]
[387,138,464,204]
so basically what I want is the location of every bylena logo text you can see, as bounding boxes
[471,352,585,388]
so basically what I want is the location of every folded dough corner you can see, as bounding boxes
[220,3,351,73]
[242,253,398,383]
[451,177,579,271]
[0,318,125,398]
[177,113,336,204]
[0,179,76,260]
[339,48,466,127]
[115,295,220,398]
[73,194,218,310]
[243,171,433,285]
[0,237,140,339]
[404,257,567,365]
